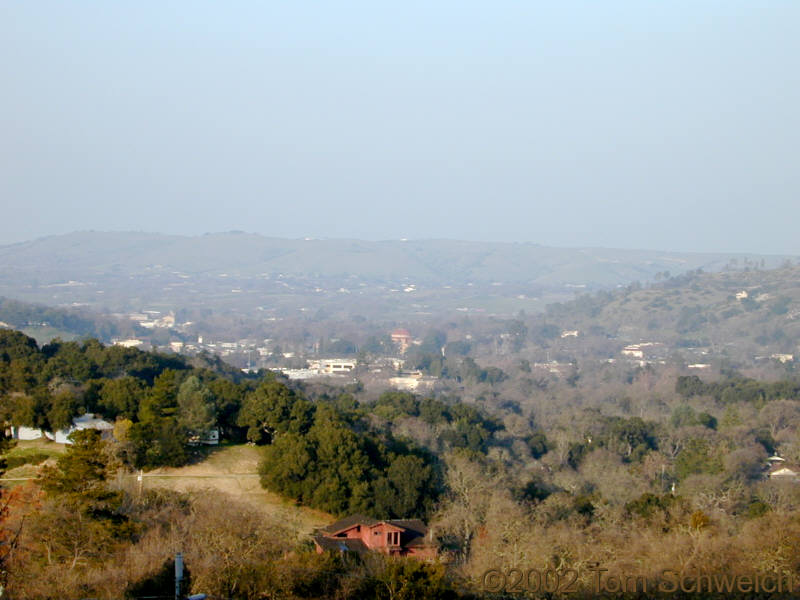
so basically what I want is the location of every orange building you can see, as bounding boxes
[313,514,437,560]
[390,328,412,354]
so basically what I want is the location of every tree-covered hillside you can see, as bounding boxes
[543,265,800,362]
[5,323,800,597]
[0,297,140,343]
[0,330,504,520]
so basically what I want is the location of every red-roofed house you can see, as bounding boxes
[391,329,412,354]
[313,514,437,560]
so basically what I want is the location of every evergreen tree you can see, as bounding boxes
[0,429,16,589]
[33,429,133,570]
[38,429,116,505]
[238,378,313,443]
[176,375,216,435]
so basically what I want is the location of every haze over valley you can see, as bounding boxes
[1,231,792,321]
[3,2,800,598]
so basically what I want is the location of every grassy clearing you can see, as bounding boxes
[3,438,66,459]
[136,444,331,538]
[1,440,331,537]
[1,439,65,483]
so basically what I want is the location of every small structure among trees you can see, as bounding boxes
[768,463,800,480]
[10,413,114,444]
[314,514,437,560]
[390,329,413,354]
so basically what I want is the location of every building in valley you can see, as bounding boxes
[313,514,437,560]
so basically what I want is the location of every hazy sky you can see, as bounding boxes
[1,2,798,254]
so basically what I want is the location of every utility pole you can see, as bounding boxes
[175,552,183,600]
[171,551,208,600]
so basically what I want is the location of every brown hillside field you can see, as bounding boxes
[129,444,331,538]
[2,442,331,539]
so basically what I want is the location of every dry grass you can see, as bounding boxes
[133,444,331,538]
[2,441,331,537]
[3,437,67,457]
[1,438,65,485]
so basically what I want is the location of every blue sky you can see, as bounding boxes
[1,2,798,253]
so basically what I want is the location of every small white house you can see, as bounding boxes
[308,359,357,374]
[188,427,220,446]
[46,413,115,444]
[771,354,794,364]
[768,463,800,481]
[10,426,44,441]
[114,338,144,348]
[621,346,645,359]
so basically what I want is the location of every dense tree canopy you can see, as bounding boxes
[0,331,251,469]
[256,391,440,518]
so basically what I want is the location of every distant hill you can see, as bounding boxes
[0,296,138,343]
[543,265,800,364]
[0,231,795,317]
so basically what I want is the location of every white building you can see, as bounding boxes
[274,368,324,380]
[155,314,176,328]
[771,354,794,363]
[389,372,435,392]
[308,359,357,374]
[114,339,144,348]
[188,427,220,446]
[768,464,800,480]
[46,413,115,444]
[10,426,44,441]
[621,346,645,359]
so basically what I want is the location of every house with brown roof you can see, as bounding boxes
[313,514,437,560]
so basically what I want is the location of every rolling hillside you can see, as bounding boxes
[544,265,800,364]
[0,231,794,318]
